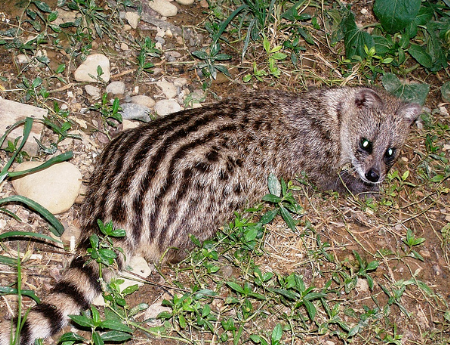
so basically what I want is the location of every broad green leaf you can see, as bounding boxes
[280,206,296,231]
[100,320,133,332]
[267,173,281,197]
[58,332,86,342]
[271,324,283,343]
[227,282,245,294]
[373,0,421,33]
[260,208,279,225]
[342,10,374,59]
[92,331,104,345]
[441,82,450,103]
[408,44,432,68]
[100,331,132,342]
[69,315,96,328]
[382,73,429,105]
[262,194,282,203]
[33,0,52,12]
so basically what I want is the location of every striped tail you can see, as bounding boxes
[0,256,102,345]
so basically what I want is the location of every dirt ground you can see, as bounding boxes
[0,0,449,344]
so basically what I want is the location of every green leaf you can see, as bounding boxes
[100,320,133,332]
[441,82,450,103]
[373,0,421,33]
[271,324,283,343]
[70,315,96,328]
[342,10,374,59]
[7,151,74,178]
[0,231,61,246]
[58,332,87,342]
[382,73,429,105]
[280,206,296,231]
[366,261,379,271]
[267,173,281,197]
[408,44,432,68]
[192,50,208,60]
[100,331,132,342]
[0,196,65,236]
[260,208,279,225]
[32,0,52,12]
[47,11,58,22]
[262,194,282,203]
[92,331,104,345]
[0,286,41,303]
[227,282,245,294]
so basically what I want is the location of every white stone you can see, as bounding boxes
[106,81,126,95]
[173,77,187,87]
[156,79,177,99]
[125,11,140,29]
[74,54,110,83]
[12,161,82,214]
[53,9,79,25]
[144,299,172,326]
[131,95,155,108]
[0,98,47,155]
[355,278,369,293]
[148,0,178,17]
[16,54,30,64]
[175,0,194,5]
[120,42,129,51]
[122,120,140,130]
[84,85,101,98]
[154,99,182,116]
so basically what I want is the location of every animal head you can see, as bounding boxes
[341,88,422,186]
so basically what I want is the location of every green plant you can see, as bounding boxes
[261,173,304,231]
[92,94,122,131]
[192,42,231,79]
[136,36,160,76]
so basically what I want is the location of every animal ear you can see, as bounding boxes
[354,89,383,109]
[397,102,422,125]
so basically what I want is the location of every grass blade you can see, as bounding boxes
[0,195,64,236]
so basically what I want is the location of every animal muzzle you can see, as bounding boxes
[365,168,380,183]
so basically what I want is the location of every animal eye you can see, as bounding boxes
[385,147,396,159]
[359,138,372,153]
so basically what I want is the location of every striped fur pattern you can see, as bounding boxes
[0,87,421,344]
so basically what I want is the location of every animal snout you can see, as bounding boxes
[365,168,380,183]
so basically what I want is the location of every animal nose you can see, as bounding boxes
[365,168,380,183]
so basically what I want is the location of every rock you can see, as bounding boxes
[12,161,82,215]
[144,298,172,326]
[122,120,141,130]
[74,54,110,83]
[0,99,47,155]
[148,0,178,17]
[120,103,151,122]
[53,9,79,25]
[200,0,208,7]
[84,85,101,98]
[355,278,369,293]
[120,42,129,51]
[154,99,182,116]
[93,256,152,306]
[125,11,140,29]
[175,0,194,5]
[131,95,155,108]
[165,51,181,62]
[16,54,30,64]
[106,81,126,95]
[173,77,188,87]
[156,79,177,98]
[60,225,82,251]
